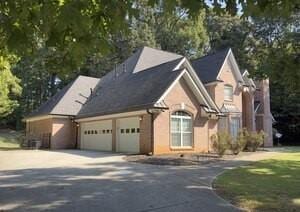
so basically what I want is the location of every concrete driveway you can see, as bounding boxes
[0,150,278,212]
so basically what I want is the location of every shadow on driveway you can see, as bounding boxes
[0,150,243,212]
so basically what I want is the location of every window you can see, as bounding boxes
[102,130,106,134]
[224,85,233,101]
[126,129,130,133]
[84,131,87,135]
[230,117,240,139]
[171,111,192,148]
[94,130,98,134]
[131,128,135,133]
[106,129,110,134]
[121,129,124,134]
[136,128,140,133]
[87,130,90,134]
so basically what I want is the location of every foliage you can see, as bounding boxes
[230,128,248,155]
[0,129,23,150]
[245,131,265,152]
[0,55,22,118]
[214,148,300,211]
[211,132,231,157]
[205,11,255,70]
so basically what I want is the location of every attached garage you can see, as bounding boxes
[80,120,112,151]
[116,117,140,153]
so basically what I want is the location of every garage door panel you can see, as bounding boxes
[117,117,140,153]
[81,120,112,151]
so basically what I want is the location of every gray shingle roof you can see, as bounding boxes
[26,75,99,118]
[113,46,182,75]
[77,58,183,118]
[191,48,230,83]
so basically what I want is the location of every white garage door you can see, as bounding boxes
[117,117,140,153]
[81,120,112,151]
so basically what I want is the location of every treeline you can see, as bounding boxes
[0,1,299,144]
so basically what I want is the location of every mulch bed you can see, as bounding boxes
[125,150,269,166]
[125,153,223,166]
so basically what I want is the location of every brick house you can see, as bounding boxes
[24,47,273,154]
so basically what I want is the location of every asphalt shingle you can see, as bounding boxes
[26,76,99,118]
[77,58,183,118]
[191,48,230,83]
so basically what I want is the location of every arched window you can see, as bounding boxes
[224,84,233,101]
[171,111,192,147]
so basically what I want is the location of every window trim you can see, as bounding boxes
[230,116,241,140]
[170,111,193,149]
[224,84,233,102]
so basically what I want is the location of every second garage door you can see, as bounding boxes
[117,117,140,153]
[81,120,112,151]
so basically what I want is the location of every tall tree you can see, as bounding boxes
[0,54,21,118]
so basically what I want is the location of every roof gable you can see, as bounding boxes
[154,57,221,114]
[216,49,244,84]
[191,48,244,84]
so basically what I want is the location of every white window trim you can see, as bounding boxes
[224,85,233,102]
[171,112,193,148]
[230,117,241,140]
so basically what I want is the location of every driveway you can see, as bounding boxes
[0,150,278,212]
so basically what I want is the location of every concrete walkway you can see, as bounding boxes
[0,149,280,212]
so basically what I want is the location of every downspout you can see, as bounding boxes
[147,109,154,155]
[207,114,211,153]
[72,118,79,149]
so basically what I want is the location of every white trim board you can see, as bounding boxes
[184,59,221,113]
[24,115,70,122]
[216,49,244,84]
[155,69,217,115]
[75,110,147,122]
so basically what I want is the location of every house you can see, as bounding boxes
[24,46,273,154]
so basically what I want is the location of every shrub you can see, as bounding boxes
[246,130,266,152]
[230,128,248,155]
[211,132,232,157]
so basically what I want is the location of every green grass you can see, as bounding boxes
[0,129,23,150]
[214,148,300,212]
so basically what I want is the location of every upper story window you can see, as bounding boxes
[171,111,193,148]
[224,85,233,101]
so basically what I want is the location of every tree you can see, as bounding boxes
[0,55,21,118]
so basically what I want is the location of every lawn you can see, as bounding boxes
[214,148,300,212]
[0,129,23,150]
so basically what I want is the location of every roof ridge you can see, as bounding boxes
[192,47,231,62]
[133,57,184,74]
[142,46,183,57]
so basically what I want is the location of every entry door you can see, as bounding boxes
[117,117,140,153]
[81,120,112,151]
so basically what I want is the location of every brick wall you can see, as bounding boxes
[51,118,76,149]
[153,78,217,154]
[26,118,53,147]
